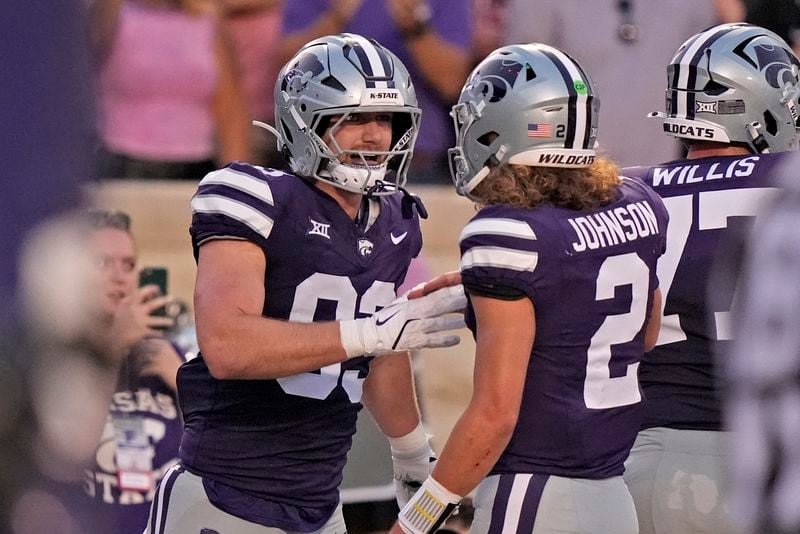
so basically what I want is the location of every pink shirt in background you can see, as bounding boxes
[225,5,283,121]
[98,1,217,161]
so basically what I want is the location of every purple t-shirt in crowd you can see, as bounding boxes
[281,1,471,161]
[84,343,188,534]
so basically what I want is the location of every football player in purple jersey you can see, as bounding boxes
[145,34,466,534]
[391,43,668,534]
[621,23,800,534]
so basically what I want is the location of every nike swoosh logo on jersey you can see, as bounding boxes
[375,309,401,326]
[390,232,408,245]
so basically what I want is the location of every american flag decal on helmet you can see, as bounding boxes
[528,123,552,138]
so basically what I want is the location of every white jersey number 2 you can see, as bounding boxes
[584,253,650,410]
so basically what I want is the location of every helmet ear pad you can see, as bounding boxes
[658,23,800,154]
[449,43,600,197]
[273,33,421,194]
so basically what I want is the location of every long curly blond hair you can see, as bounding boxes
[470,157,621,210]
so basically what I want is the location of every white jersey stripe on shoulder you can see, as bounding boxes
[501,474,533,534]
[460,218,537,242]
[199,168,274,206]
[461,246,538,272]
[546,46,589,150]
[350,34,388,89]
[192,194,274,240]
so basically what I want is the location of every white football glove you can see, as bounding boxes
[392,439,437,509]
[339,285,466,358]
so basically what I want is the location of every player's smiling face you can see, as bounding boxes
[88,228,138,317]
[322,111,393,166]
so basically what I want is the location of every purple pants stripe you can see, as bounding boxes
[516,474,549,533]
[487,474,515,534]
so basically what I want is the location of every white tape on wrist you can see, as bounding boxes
[397,477,461,534]
[388,422,428,454]
[339,318,368,359]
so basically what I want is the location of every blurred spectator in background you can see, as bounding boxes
[470,0,507,64]
[10,208,175,533]
[746,0,800,54]
[715,0,747,24]
[221,0,286,169]
[712,162,800,534]
[89,0,251,180]
[280,0,471,185]
[79,210,187,534]
[723,156,800,534]
[501,0,730,167]
[0,0,94,531]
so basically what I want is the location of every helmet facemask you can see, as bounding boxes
[312,107,420,195]
[271,34,421,195]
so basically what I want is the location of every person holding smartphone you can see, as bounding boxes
[79,209,189,534]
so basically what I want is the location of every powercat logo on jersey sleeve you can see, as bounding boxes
[360,89,404,105]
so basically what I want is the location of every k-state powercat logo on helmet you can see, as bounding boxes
[282,51,326,92]
[466,58,523,102]
[754,44,800,88]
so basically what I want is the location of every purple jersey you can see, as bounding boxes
[180,163,421,530]
[84,342,187,534]
[623,153,788,431]
[460,177,668,479]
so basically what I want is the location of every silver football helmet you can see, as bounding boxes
[448,43,600,197]
[652,23,800,153]
[266,33,421,194]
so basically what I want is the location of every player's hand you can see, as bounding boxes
[406,271,462,300]
[339,285,466,358]
[392,439,436,508]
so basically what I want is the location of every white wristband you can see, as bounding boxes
[398,476,461,534]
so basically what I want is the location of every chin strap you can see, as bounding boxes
[746,121,770,154]
[400,187,428,219]
[366,182,428,220]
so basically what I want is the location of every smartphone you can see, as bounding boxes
[139,267,168,319]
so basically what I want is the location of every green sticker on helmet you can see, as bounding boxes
[573,80,587,95]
